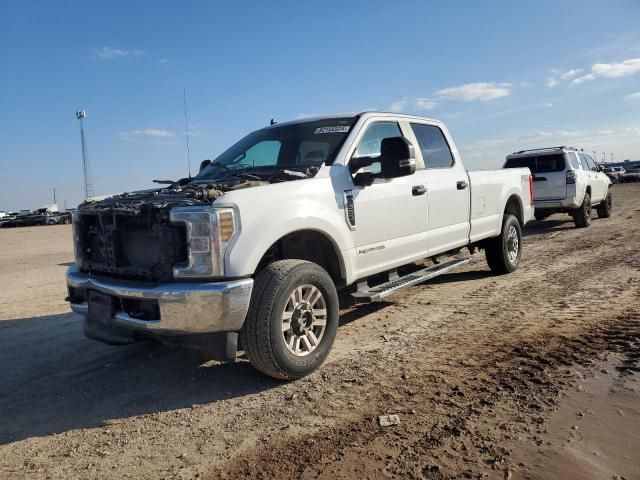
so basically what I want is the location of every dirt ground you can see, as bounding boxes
[1,183,639,480]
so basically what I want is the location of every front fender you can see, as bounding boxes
[215,179,355,282]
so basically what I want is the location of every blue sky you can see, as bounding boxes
[1,0,640,211]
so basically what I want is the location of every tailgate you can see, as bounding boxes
[504,154,566,200]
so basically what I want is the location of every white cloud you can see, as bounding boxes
[517,130,580,140]
[546,78,558,88]
[414,98,438,110]
[435,82,512,102]
[96,46,146,60]
[120,129,175,138]
[388,97,408,112]
[560,68,583,79]
[573,57,640,84]
[572,73,596,84]
[593,58,640,77]
[158,58,169,64]
[626,92,640,100]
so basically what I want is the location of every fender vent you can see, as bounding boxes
[344,191,356,229]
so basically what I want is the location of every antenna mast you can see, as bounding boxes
[76,110,94,199]
[183,89,192,178]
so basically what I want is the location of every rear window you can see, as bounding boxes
[504,154,566,173]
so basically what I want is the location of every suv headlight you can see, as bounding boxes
[170,207,238,279]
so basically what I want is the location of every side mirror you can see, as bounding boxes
[199,159,211,172]
[379,137,416,178]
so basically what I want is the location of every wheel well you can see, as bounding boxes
[585,185,591,196]
[504,194,523,225]
[255,230,344,285]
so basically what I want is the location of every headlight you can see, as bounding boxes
[170,207,238,278]
[71,211,83,269]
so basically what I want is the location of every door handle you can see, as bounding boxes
[412,185,427,196]
[457,180,469,190]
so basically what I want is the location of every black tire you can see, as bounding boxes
[573,192,592,228]
[485,214,522,275]
[597,191,612,218]
[240,259,339,380]
[534,212,549,221]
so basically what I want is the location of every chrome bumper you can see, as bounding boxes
[66,266,253,336]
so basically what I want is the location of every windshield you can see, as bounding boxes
[195,117,356,181]
[504,153,566,173]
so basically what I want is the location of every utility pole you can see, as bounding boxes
[610,153,614,163]
[53,187,57,204]
[76,110,94,200]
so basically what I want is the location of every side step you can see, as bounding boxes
[351,258,471,302]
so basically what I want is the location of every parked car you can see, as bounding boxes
[66,112,534,379]
[621,166,640,183]
[504,147,611,228]
[603,166,625,183]
[0,213,19,228]
[46,212,72,225]
[11,212,49,227]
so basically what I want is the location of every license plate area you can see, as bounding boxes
[88,291,115,324]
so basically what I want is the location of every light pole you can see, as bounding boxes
[76,110,94,200]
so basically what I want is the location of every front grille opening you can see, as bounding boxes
[78,210,188,282]
[120,298,160,321]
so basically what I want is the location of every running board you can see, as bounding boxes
[351,258,471,302]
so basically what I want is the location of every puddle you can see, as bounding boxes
[510,355,640,480]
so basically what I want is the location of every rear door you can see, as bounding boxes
[409,122,470,255]
[580,154,606,202]
[504,154,567,201]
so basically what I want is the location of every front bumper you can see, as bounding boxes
[66,266,253,337]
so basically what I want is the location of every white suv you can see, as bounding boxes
[504,147,611,228]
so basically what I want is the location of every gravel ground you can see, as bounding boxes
[0,183,639,480]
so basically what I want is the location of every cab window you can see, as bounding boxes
[352,122,403,174]
[409,123,455,169]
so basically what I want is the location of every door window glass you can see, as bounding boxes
[353,122,402,158]
[409,123,455,168]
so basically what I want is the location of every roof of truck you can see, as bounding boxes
[264,111,441,129]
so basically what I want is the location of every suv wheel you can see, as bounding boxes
[573,192,592,228]
[597,191,612,219]
[240,260,339,380]
[485,214,522,274]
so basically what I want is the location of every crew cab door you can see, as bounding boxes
[408,122,470,256]
[346,120,428,277]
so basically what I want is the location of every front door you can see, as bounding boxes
[347,121,429,277]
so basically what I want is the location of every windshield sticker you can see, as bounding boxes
[314,126,350,134]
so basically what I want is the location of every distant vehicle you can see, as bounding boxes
[504,147,611,228]
[602,166,625,183]
[621,166,640,183]
[0,213,19,228]
[11,212,48,227]
[46,212,72,225]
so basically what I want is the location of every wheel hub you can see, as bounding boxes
[281,284,328,357]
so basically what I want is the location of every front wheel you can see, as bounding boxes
[240,260,339,380]
[597,191,612,218]
[485,214,522,274]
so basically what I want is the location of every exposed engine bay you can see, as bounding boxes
[75,173,289,282]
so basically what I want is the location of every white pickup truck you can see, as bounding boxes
[67,112,533,379]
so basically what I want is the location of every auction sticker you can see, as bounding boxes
[314,126,350,134]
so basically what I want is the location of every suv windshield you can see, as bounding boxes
[504,153,566,173]
[195,117,356,180]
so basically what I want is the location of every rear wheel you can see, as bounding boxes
[240,260,339,380]
[597,191,612,218]
[573,193,592,228]
[485,214,522,274]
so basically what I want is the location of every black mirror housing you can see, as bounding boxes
[380,137,416,178]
